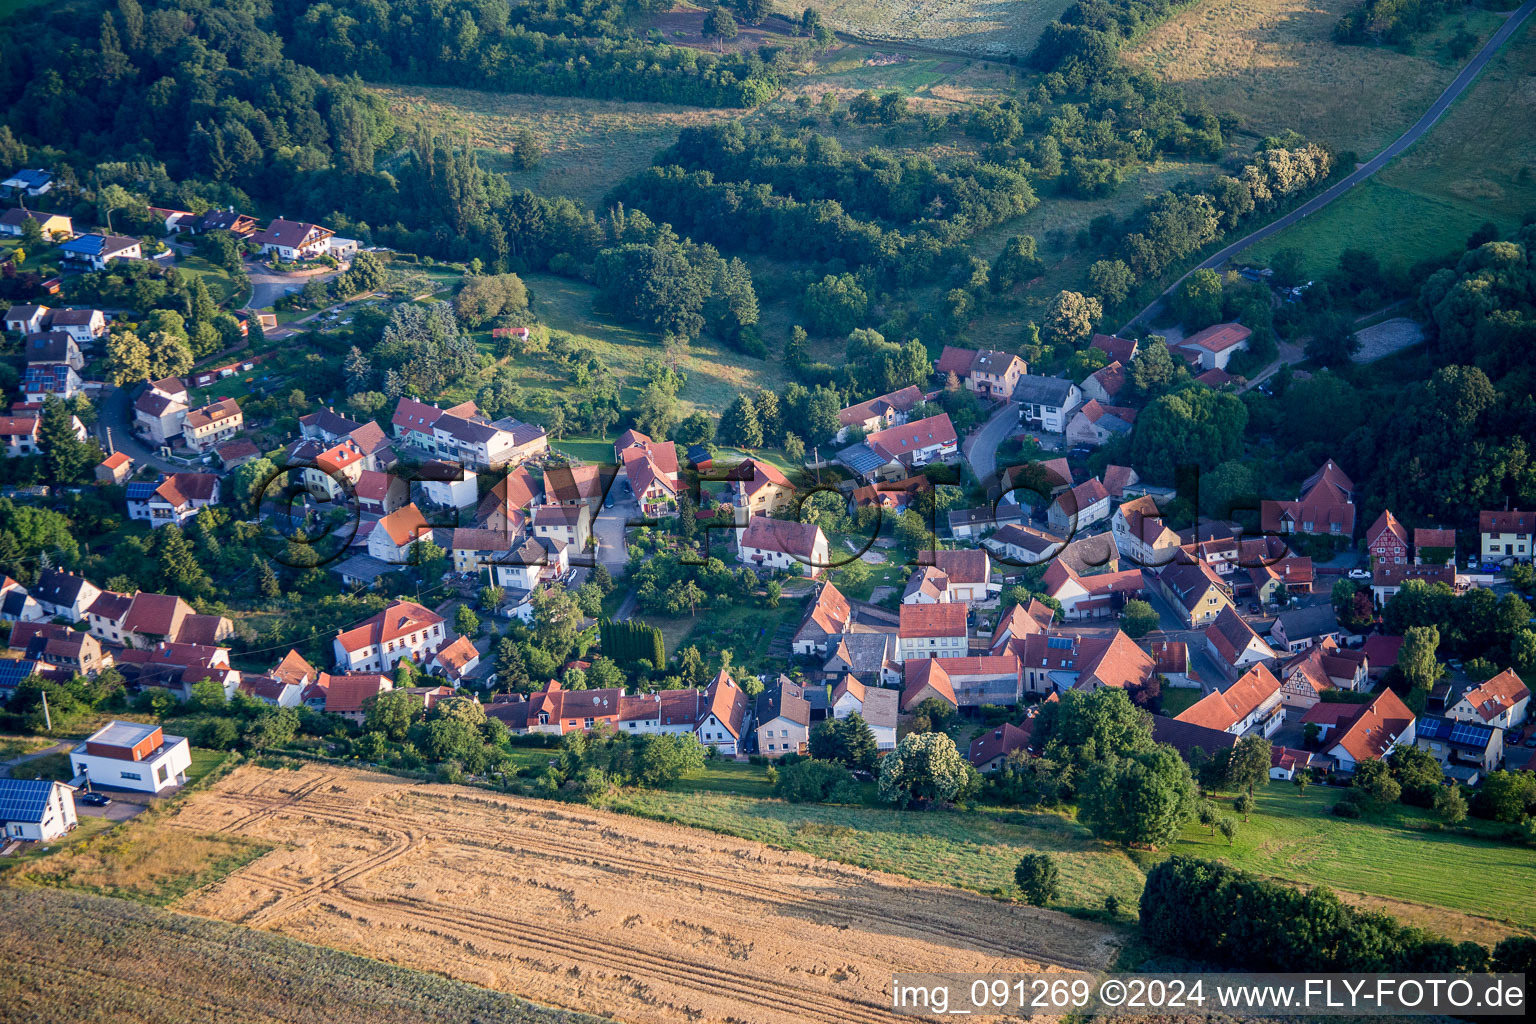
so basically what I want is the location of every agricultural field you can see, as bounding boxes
[1124,0,1509,153]
[772,0,1075,58]
[1240,16,1536,276]
[0,887,604,1024]
[143,765,1119,1024]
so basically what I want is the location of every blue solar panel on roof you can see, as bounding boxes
[1047,636,1073,649]
[0,777,57,823]
[0,659,39,689]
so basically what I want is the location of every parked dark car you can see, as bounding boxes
[79,792,112,807]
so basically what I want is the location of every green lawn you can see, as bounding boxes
[174,253,240,304]
[550,436,615,463]
[1157,687,1204,718]
[1240,15,1536,278]
[605,786,1146,913]
[1168,785,1536,932]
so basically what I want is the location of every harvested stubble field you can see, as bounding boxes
[165,765,1119,1024]
[0,887,604,1024]
[1124,0,1507,153]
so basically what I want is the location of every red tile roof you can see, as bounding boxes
[1330,688,1415,764]
[1457,669,1530,722]
[1176,664,1281,732]
[899,603,967,638]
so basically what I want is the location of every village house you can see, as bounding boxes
[790,582,898,659]
[1413,527,1456,566]
[3,303,50,334]
[8,621,110,678]
[1013,375,1082,433]
[904,549,992,605]
[1081,361,1128,405]
[1366,510,1409,565]
[1414,715,1502,778]
[1268,604,1341,653]
[0,207,71,239]
[0,778,77,842]
[836,413,959,483]
[22,329,83,371]
[934,346,1027,399]
[533,502,590,549]
[897,602,969,661]
[428,635,481,683]
[827,675,898,749]
[132,377,189,444]
[1,168,54,195]
[948,504,1025,540]
[695,670,749,754]
[835,384,925,442]
[736,515,828,578]
[754,680,812,757]
[182,398,243,453]
[95,451,132,484]
[332,600,448,673]
[70,721,191,794]
[1,408,85,457]
[476,466,542,533]
[1111,494,1182,567]
[85,590,231,650]
[58,233,141,270]
[190,207,258,236]
[1040,560,1144,620]
[30,570,102,622]
[305,671,392,723]
[0,577,46,625]
[850,474,931,517]
[1010,630,1153,695]
[903,653,1022,709]
[1279,638,1368,709]
[983,523,1064,565]
[987,600,1056,653]
[368,503,433,564]
[968,721,1034,772]
[1175,663,1285,738]
[1324,688,1417,773]
[614,428,681,515]
[1446,669,1529,729]
[728,457,796,516]
[20,361,82,402]
[1174,322,1251,371]
[1370,562,1456,604]
[250,217,334,260]
[126,473,220,528]
[1090,333,1138,365]
[1205,606,1279,674]
[1157,561,1232,628]
[391,397,548,470]
[238,674,307,708]
[1065,400,1137,448]
[1047,477,1112,534]
[1268,746,1321,781]
[1479,508,1532,564]
[1261,459,1357,539]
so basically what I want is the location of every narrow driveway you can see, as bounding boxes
[591,496,636,574]
[95,384,183,474]
[0,741,70,779]
[963,400,1019,488]
[1120,0,1536,332]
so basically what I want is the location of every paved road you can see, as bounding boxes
[0,741,70,780]
[247,261,343,310]
[591,495,637,574]
[1119,0,1536,333]
[962,399,1020,488]
[96,384,184,474]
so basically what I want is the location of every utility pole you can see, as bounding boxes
[40,689,51,732]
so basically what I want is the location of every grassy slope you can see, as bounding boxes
[772,0,1076,57]
[1124,0,1508,153]
[1241,15,1536,276]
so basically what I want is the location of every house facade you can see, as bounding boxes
[70,721,191,794]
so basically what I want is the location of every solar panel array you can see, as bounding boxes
[0,659,40,690]
[0,777,57,823]
[125,481,158,500]
[1448,719,1492,748]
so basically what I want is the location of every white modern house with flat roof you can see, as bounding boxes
[70,721,191,794]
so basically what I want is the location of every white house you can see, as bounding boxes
[1013,375,1082,433]
[332,600,448,673]
[126,473,219,528]
[1174,664,1284,738]
[70,721,191,794]
[1111,495,1182,567]
[0,778,77,841]
[753,679,811,758]
[250,218,334,260]
[1326,688,1417,773]
[1480,508,1532,564]
[1205,606,1279,673]
[896,603,969,662]
[58,233,141,270]
[829,675,898,750]
[1175,322,1251,371]
[133,378,189,445]
[367,503,433,564]
[30,570,102,622]
[736,515,829,578]
[1047,478,1112,534]
[1040,561,1144,620]
[695,670,748,754]
[1446,669,1529,730]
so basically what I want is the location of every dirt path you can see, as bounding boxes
[168,765,1119,1024]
